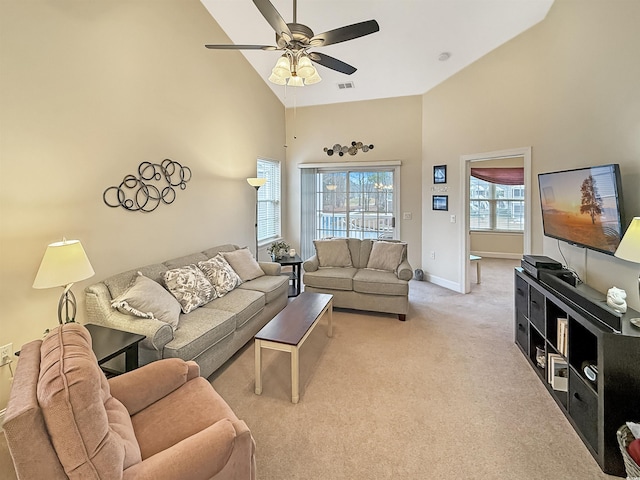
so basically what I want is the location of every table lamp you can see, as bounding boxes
[33,238,95,324]
[615,217,640,320]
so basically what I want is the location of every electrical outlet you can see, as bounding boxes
[403,212,412,220]
[0,343,12,366]
[430,251,435,259]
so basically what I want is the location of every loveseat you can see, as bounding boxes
[85,244,288,378]
[303,238,412,321]
[3,323,255,479]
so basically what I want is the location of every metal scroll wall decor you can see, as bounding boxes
[103,159,192,213]
[323,141,374,157]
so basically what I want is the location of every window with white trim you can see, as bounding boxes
[470,176,524,231]
[257,158,281,243]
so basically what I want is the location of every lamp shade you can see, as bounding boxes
[615,217,640,263]
[297,56,315,79]
[287,75,304,87]
[246,177,266,188]
[33,239,95,289]
[272,56,291,79]
[304,70,322,85]
[268,73,287,85]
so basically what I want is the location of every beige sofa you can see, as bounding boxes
[85,244,288,378]
[303,238,412,321]
[3,323,255,479]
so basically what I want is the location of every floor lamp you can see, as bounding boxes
[247,177,266,259]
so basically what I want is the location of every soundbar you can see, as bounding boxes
[539,271,622,332]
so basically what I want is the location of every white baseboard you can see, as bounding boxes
[423,273,462,293]
[471,251,522,260]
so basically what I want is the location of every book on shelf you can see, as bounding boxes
[548,354,568,392]
[557,318,568,356]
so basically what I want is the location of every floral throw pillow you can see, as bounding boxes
[163,265,215,314]
[198,254,242,297]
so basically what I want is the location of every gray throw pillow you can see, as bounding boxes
[111,272,182,330]
[198,254,242,297]
[221,248,265,282]
[314,239,353,267]
[164,265,215,314]
[366,241,406,272]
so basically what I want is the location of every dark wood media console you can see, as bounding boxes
[514,268,640,477]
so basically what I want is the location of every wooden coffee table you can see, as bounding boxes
[254,292,333,403]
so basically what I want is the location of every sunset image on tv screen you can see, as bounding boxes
[539,165,623,254]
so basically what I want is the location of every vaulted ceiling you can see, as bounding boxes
[201,0,554,108]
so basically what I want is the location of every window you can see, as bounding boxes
[470,176,524,231]
[257,158,281,243]
[300,163,400,260]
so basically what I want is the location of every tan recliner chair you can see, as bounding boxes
[3,323,256,480]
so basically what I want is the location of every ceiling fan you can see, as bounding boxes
[205,0,379,85]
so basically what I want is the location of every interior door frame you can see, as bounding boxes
[459,147,532,293]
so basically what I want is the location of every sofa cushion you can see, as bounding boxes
[314,239,353,267]
[222,248,265,282]
[38,325,142,478]
[366,241,406,272]
[237,274,289,304]
[163,252,208,270]
[130,376,237,459]
[164,265,216,314]
[353,269,409,296]
[303,267,357,291]
[205,288,265,329]
[111,272,182,330]
[198,255,242,297]
[163,308,235,362]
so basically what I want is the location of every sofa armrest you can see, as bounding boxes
[123,418,237,480]
[258,261,281,276]
[85,283,173,351]
[303,255,319,272]
[109,358,194,415]
[397,259,413,281]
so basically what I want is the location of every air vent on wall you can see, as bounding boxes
[337,81,355,90]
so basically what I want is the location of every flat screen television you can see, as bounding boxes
[538,164,626,255]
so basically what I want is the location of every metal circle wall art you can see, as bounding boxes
[323,141,374,157]
[103,159,191,213]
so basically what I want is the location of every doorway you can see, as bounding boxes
[459,147,532,293]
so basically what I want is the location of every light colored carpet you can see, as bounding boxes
[0,259,618,479]
[210,259,617,480]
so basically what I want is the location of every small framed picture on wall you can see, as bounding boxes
[432,195,448,211]
[433,165,447,184]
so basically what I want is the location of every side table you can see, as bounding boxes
[274,254,303,297]
[85,323,145,376]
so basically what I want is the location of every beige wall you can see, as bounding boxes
[422,0,640,300]
[0,1,285,409]
[283,96,423,269]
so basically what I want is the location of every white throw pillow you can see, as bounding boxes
[221,248,265,282]
[111,272,182,330]
[164,265,215,314]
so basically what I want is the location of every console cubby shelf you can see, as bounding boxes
[514,268,640,477]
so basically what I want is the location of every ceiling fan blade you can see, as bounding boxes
[252,0,293,42]
[310,19,379,47]
[309,52,357,75]
[205,44,277,51]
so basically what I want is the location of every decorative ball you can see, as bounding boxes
[323,147,328,152]
[333,144,341,151]
[341,146,348,153]
[339,151,344,156]
[362,145,369,152]
[351,141,356,146]
[327,149,334,156]
[369,145,374,149]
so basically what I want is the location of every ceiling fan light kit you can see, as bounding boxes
[205,0,379,87]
